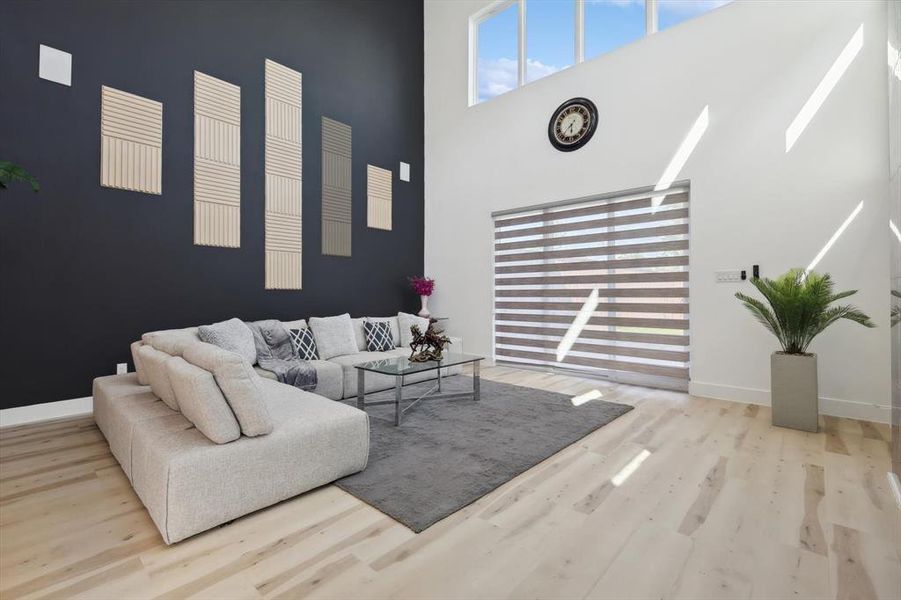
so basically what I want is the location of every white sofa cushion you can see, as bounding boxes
[397,312,430,347]
[142,327,200,357]
[138,345,179,411]
[198,318,256,365]
[309,314,358,359]
[131,341,149,386]
[183,342,273,437]
[281,319,307,331]
[167,356,241,444]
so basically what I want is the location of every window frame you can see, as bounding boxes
[471,0,732,106]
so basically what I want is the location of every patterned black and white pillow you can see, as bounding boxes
[363,320,394,352]
[289,328,319,361]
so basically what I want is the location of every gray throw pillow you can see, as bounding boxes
[183,342,272,437]
[398,312,430,347]
[166,356,240,444]
[138,345,179,411]
[309,314,358,359]
[198,318,256,365]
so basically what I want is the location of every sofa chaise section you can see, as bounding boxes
[94,373,369,544]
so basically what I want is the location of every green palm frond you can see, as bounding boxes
[735,269,874,354]
[0,161,39,192]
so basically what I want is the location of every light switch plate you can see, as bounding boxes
[399,162,410,182]
[116,363,128,375]
[715,270,743,283]
[39,44,72,86]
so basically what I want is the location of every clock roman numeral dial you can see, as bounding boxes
[548,98,598,152]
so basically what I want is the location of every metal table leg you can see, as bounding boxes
[473,360,480,401]
[394,375,403,426]
[357,369,365,410]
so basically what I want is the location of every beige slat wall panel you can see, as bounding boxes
[264,59,303,289]
[193,71,241,248]
[367,164,392,230]
[100,86,163,194]
[322,117,352,256]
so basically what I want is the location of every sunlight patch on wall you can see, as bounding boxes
[785,25,864,153]
[652,105,709,209]
[805,201,864,274]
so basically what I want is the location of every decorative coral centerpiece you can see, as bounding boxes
[408,276,435,318]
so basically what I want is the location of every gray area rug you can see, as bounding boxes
[335,375,633,532]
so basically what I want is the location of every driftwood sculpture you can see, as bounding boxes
[409,322,451,362]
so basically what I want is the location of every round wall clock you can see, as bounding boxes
[548,97,598,152]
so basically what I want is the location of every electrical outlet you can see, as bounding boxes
[715,270,743,283]
[116,363,128,375]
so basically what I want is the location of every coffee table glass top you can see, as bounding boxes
[354,352,483,376]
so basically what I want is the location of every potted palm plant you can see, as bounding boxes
[735,269,874,432]
[0,161,39,192]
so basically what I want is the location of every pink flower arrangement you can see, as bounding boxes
[408,276,435,296]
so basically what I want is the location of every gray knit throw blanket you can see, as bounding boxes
[246,320,318,392]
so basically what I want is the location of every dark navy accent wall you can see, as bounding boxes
[0,0,424,408]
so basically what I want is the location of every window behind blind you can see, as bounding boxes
[492,186,690,390]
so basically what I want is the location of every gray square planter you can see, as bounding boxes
[771,352,818,432]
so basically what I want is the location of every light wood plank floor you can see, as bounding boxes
[1,365,899,599]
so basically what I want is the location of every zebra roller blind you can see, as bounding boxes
[493,186,690,389]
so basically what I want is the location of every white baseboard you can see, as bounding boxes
[689,381,890,424]
[0,397,93,428]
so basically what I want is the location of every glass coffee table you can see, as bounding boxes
[354,352,484,426]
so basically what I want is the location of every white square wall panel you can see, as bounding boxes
[399,161,410,182]
[194,71,241,248]
[100,86,162,194]
[39,44,71,86]
[264,59,303,289]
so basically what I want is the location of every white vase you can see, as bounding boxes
[418,295,431,318]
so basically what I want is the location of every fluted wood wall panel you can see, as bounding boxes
[100,86,163,194]
[264,59,303,289]
[193,71,241,247]
[321,117,352,256]
[367,164,392,230]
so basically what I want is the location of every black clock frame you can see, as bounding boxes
[548,97,599,152]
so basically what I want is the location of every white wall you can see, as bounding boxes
[424,0,891,421]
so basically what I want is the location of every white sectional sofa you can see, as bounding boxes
[92,313,461,544]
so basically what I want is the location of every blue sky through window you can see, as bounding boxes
[476,0,733,103]
[585,0,645,60]
[527,1,574,82]
[659,0,733,31]
[477,3,518,102]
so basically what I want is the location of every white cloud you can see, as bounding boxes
[478,57,517,101]
[478,58,562,101]
[526,58,562,83]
